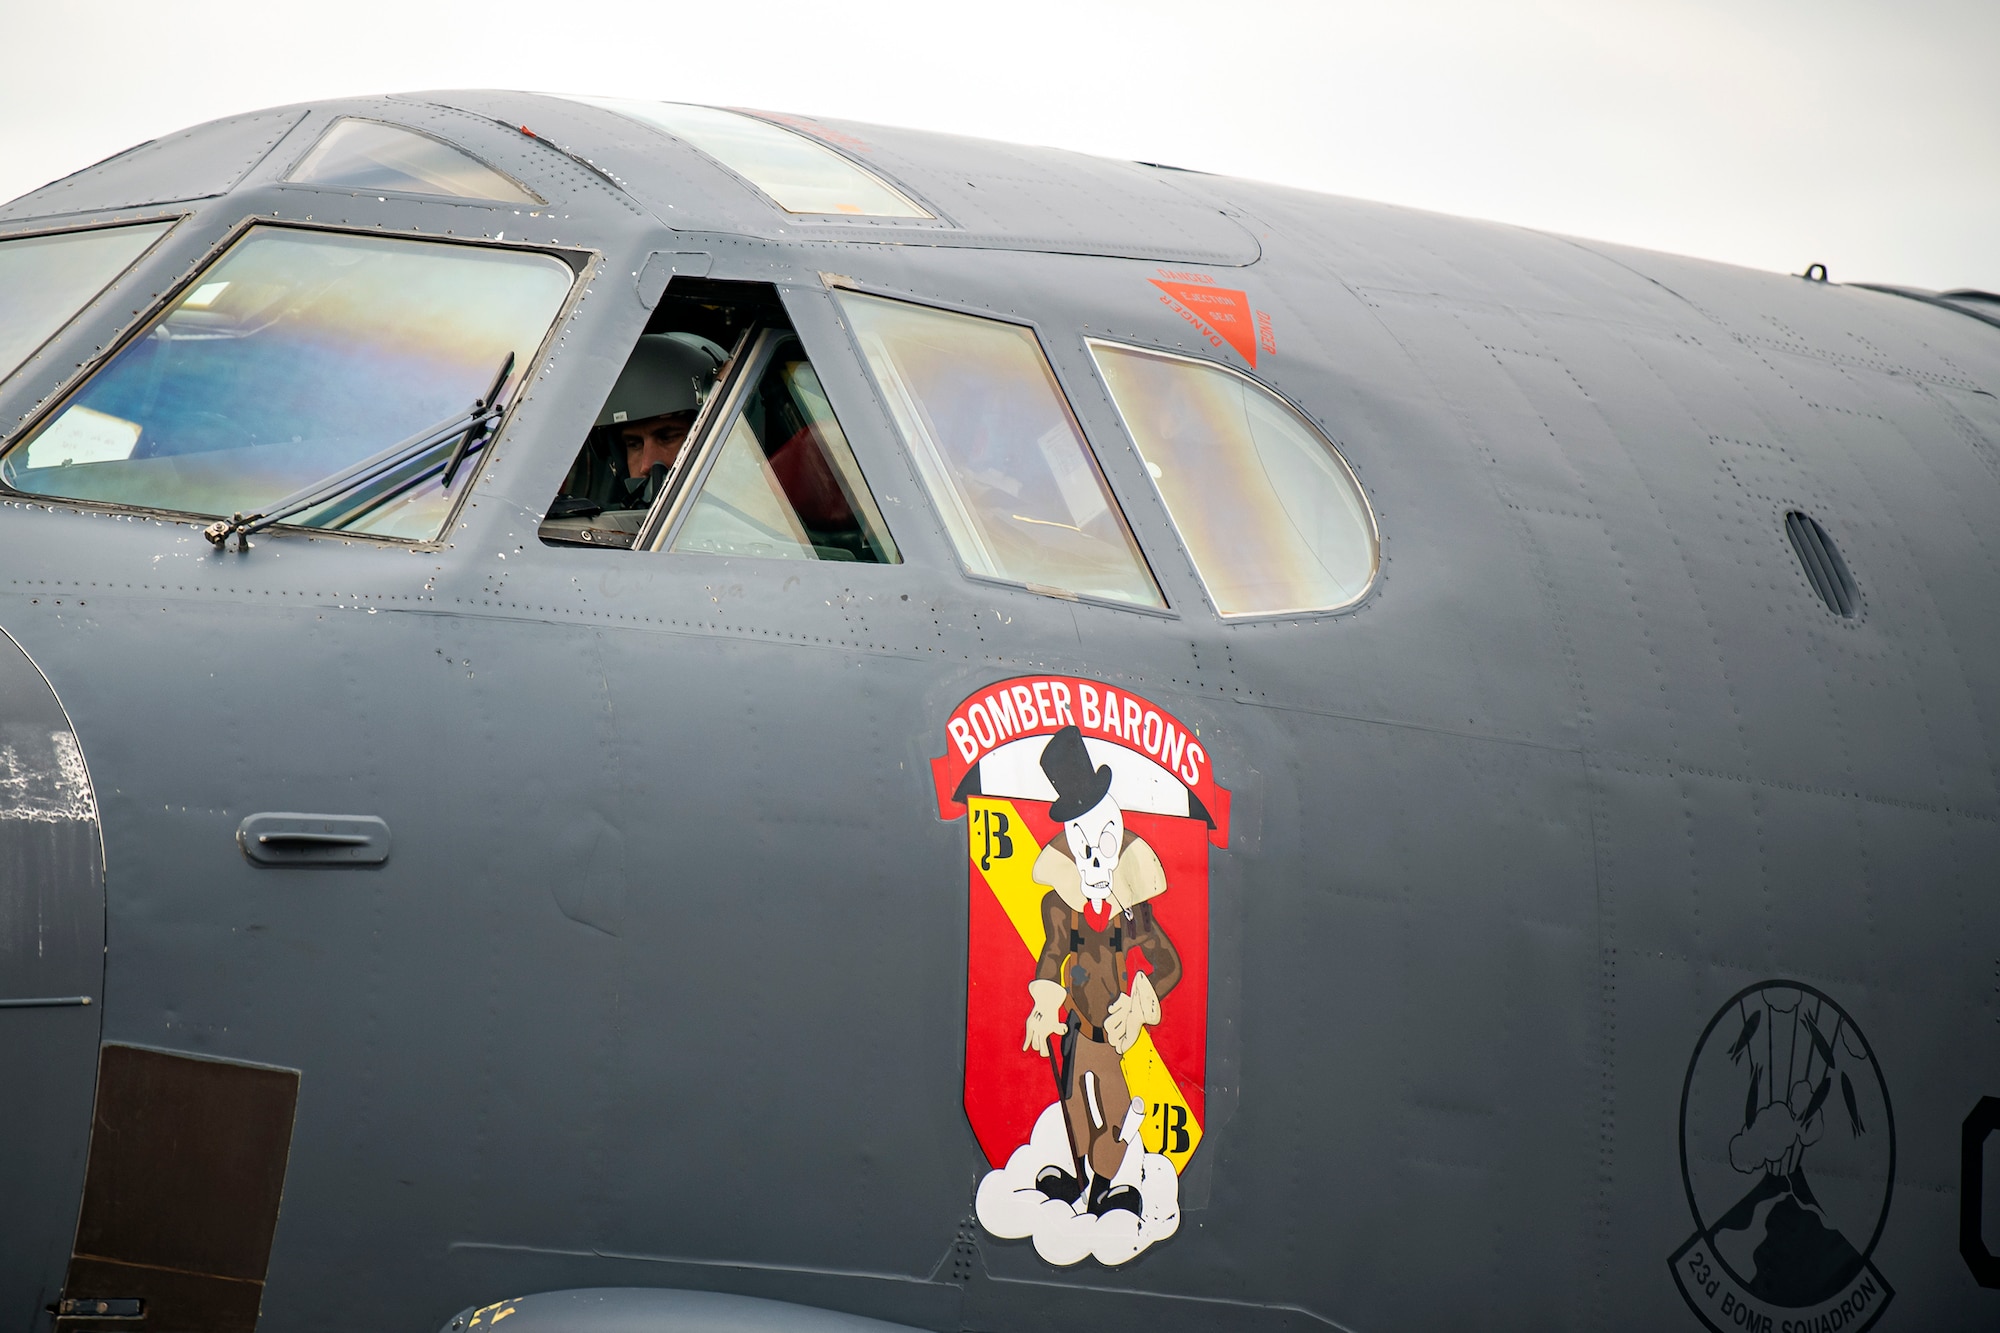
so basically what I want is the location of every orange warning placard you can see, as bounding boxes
[1150,279,1258,365]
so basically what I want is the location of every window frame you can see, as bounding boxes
[0,214,184,393]
[282,116,546,206]
[1084,336,1382,623]
[0,216,594,548]
[628,322,760,552]
[822,280,1174,616]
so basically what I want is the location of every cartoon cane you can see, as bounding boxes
[1048,1011,1085,1173]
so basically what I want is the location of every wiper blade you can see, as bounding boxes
[204,354,514,550]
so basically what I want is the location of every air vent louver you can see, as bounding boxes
[1784,510,1857,618]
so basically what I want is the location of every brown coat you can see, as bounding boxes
[1031,832,1181,1034]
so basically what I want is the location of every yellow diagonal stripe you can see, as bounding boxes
[968,797,1046,959]
[968,796,1203,1171]
[1119,1028,1204,1171]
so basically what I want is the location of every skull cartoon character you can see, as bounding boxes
[1000,725,1181,1233]
[1065,792,1123,901]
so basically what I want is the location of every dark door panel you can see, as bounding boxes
[0,626,105,1332]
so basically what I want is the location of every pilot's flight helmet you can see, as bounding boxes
[594,333,728,427]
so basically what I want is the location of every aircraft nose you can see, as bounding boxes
[0,630,98,829]
[0,627,105,1333]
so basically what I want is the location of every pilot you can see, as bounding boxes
[1022,725,1181,1219]
[591,332,728,509]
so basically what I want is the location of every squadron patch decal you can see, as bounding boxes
[1671,981,1895,1333]
[930,676,1228,1267]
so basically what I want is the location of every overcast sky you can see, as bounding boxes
[2,0,1993,291]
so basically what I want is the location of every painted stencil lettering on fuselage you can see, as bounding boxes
[932,676,1229,1268]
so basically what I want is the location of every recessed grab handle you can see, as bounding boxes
[238,813,390,867]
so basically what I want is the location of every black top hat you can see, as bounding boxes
[1041,724,1114,822]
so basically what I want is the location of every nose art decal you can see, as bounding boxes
[931,676,1229,1268]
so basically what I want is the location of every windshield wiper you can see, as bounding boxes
[204,354,514,550]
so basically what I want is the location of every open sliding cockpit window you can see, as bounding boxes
[1089,341,1377,617]
[835,291,1164,609]
[0,226,576,542]
[539,278,898,564]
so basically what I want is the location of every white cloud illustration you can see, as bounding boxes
[1728,1083,1827,1175]
[974,1101,1180,1267]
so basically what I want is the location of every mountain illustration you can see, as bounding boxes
[1714,1177,1865,1307]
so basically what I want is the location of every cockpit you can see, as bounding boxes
[0,98,1379,619]
[538,279,898,563]
[544,331,726,539]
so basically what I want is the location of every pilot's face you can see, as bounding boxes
[620,411,694,480]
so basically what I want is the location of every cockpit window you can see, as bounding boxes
[286,118,539,203]
[837,292,1163,609]
[1089,341,1378,616]
[540,278,898,563]
[666,330,898,562]
[0,226,573,541]
[541,322,732,549]
[0,221,174,387]
[567,98,931,218]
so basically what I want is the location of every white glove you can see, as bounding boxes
[1104,972,1162,1055]
[1023,978,1068,1052]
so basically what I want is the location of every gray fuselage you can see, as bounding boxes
[1,90,1995,1333]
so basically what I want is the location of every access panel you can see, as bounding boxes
[0,627,104,1331]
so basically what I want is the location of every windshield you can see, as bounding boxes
[0,227,573,540]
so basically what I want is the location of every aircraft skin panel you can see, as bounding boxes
[0,89,1994,1333]
[0,627,104,1333]
[741,113,1264,265]
[397,91,1264,266]
[1564,237,2000,387]
[0,108,308,224]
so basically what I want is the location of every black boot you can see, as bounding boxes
[1036,1159,1085,1205]
[1086,1171,1141,1218]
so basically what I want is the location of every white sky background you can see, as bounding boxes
[0,0,1993,291]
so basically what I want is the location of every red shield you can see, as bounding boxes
[930,676,1229,1175]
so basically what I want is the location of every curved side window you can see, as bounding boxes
[287,118,539,203]
[0,221,174,387]
[839,293,1163,609]
[0,226,574,542]
[1090,341,1378,617]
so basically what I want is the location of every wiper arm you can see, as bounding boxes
[204,353,515,550]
